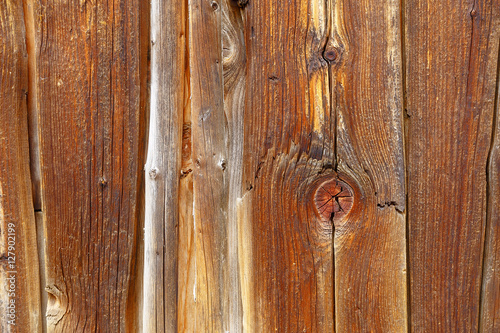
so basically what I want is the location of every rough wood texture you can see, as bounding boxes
[222,1,246,331]
[0,2,42,332]
[481,26,500,332]
[406,0,500,331]
[23,0,42,211]
[143,0,185,331]
[332,0,407,331]
[177,42,195,333]
[187,1,247,331]
[241,0,335,331]
[31,0,145,331]
[189,0,228,331]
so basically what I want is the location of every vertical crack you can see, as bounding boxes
[22,0,42,211]
[399,0,411,330]
[22,1,46,332]
[324,0,337,329]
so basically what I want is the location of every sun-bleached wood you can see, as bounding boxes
[143,0,186,331]
[189,0,228,330]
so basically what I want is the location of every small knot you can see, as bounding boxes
[323,45,342,63]
[236,0,248,7]
[219,159,227,171]
[99,177,107,187]
[149,168,158,179]
[211,1,219,10]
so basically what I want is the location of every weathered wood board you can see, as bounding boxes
[27,0,146,331]
[0,1,41,332]
[405,0,500,331]
[333,0,407,330]
[143,0,185,331]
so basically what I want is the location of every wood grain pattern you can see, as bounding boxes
[222,1,246,331]
[189,0,228,331]
[406,0,500,331]
[143,0,185,331]
[4,0,500,331]
[0,2,42,331]
[480,22,500,332]
[332,0,408,331]
[177,61,195,333]
[31,0,145,331]
[187,1,247,331]
[241,0,335,330]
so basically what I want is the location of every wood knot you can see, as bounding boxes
[323,47,339,63]
[149,168,158,179]
[235,0,248,7]
[99,177,107,186]
[314,178,354,223]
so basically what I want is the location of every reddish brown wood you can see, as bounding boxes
[405,0,500,331]
[30,0,146,331]
[240,0,334,331]
[314,178,354,223]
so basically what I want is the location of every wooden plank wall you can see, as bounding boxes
[1,0,500,332]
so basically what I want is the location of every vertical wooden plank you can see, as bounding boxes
[189,0,227,331]
[143,0,186,331]
[406,0,499,331]
[222,1,246,331]
[331,0,407,331]
[31,0,145,331]
[189,1,248,331]
[482,48,500,331]
[240,0,336,331]
[177,55,195,333]
[0,2,42,331]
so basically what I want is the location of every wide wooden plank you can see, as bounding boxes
[0,2,42,331]
[240,0,335,330]
[406,0,499,331]
[142,0,185,331]
[31,0,146,331]
[332,0,407,331]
